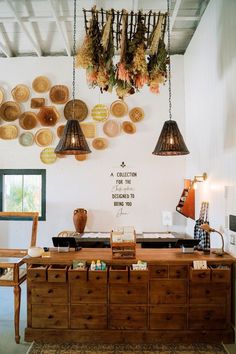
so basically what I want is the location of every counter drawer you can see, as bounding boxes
[109,266,128,283]
[68,268,87,282]
[211,267,230,283]
[109,305,147,329]
[190,267,211,282]
[31,304,68,328]
[109,284,148,304]
[88,269,107,283]
[47,265,67,283]
[70,283,107,303]
[149,280,187,304]
[30,283,68,304]
[169,265,188,279]
[150,306,187,330]
[190,283,228,304]
[149,265,168,279]
[27,265,47,282]
[129,269,149,283]
[70,304,107,329]
[189,306,227,329]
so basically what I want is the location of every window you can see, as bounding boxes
[0,169,46,221]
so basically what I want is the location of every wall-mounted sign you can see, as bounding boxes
[110,162,137,218]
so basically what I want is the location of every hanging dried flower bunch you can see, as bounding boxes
[76,8,168,98]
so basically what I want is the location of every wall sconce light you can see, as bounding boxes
[192,172,207,189]
[200,223,224,256]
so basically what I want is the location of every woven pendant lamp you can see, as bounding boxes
[152,0,189,156]
[55,0,91,156]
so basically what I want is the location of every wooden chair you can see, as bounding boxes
[0,211,39,343]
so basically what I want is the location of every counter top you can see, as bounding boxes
[24,248,235,265]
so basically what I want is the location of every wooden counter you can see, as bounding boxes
[25,248,235,344]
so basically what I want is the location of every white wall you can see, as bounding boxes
[0,56,187,248]
[184,0,236,251]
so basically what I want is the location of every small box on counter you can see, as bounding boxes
[90,260,106,271]
[73,260,86,270]
[132,261,147,270]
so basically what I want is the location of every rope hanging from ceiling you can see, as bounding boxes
[76,7,168,98]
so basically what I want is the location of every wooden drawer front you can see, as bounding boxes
[150,280,187,304]
[109,305,147,329]
[190,283,228,304]
[109,284,147,304]
[70,304,107,329]
[109,268,128,283]
[211,268,230,283]
[27,266,47,282]
[47,265,67,283]
[190,267,211,282]
[150,306,187,329]
[32,304,68,328]
[88,270,107,284]
[31,284,68,304]
[70,283,107,303]
[129,270,149,283]
[68,269,87,282]
[169,265,188,279]
[189,306,226,329]
[149,265,168,279]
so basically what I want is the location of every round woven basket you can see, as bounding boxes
[64,99,88,121]
[32,76,51,93]
[35,128,53,147]
[57,125,65,138]
[19,132,34,146]
[110,100,128,118]
[11,84,30,103]
[91,104,109,122]
[129,107,145,122]
[37,106,59,126]
[92,137,108,150]
[0,87,4,105]
[0,125,18,139]
[122,121,136,134]
[75,154,87,161]
[0,101,21,121]
[19,112,38,130]
[49,85,69,104]
[103,120,120,138]
[40,147,57,164]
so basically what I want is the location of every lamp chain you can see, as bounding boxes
[72,0,77,119]
[167,0,172,120]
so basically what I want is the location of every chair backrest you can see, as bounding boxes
[0,212,39,247]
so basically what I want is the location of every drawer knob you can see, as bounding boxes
[126,316,131,321]
[116,276,121,280]
[48,315,53,319]
[54,274,59,278]
[96,276,100,280]
[137,276,141,280]
[166,290,171,295]
[87,290,92,294]
[34,273,40,278]
[86,315,92,320]
[76,275,80,279]
[205,289,210,295]
[199,273,206,278]
[127,290,131,295]
[204,315,211,321]
[166,315,172,321]
[48,289,53,294]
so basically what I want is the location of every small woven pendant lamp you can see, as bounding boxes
[152,0,189,156]
[55,0,91,156]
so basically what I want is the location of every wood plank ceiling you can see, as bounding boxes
[0,0,210,58]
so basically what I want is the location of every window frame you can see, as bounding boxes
[0,169,46,221]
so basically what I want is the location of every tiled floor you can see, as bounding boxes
[0,284,31,354]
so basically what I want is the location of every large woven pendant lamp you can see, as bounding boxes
[55,0,91,156]
[152,0,189,156]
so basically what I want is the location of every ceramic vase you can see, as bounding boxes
[73,208,87,233]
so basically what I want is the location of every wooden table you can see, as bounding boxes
[0,249,27,343]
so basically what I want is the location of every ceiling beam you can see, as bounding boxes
[170,0,182,32]
[4,0,42,57]
[0,23,13,57]
[48,0,71,56]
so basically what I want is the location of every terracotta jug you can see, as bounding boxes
[73,208,87,233]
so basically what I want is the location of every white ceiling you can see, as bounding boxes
[0,0,210,58]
